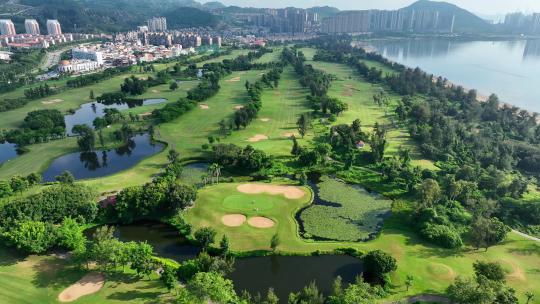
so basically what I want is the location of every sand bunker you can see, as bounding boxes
[226,77,241,82]
[248,217,275,228]
[58,272,105,302]
[199,104,210,109]
[222,214,247,227]
[237,184,305,199]
[247,134,268,142]
[260,118,271,122]
[151,89,160,93]
[42,99,63,105]
[234,105,244,110]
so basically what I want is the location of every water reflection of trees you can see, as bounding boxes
[115,139,136,156]
[80,152,101,171]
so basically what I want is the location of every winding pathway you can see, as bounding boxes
[512,229,540,242]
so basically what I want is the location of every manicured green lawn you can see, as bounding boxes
[0,247,170,304]
[220,66,313,156]
[223,194,275,211]
[254,48,283,64]
[185,182,313,252]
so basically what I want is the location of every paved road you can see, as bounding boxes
[512,229,540,242]
[384,294,450,304]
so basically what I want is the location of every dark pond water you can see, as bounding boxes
[65,98,166,135]
[230,255,363,302]
[88,221,363,303]
[85,222,200,262]
[42,133,165,181]
[0,141,19,164]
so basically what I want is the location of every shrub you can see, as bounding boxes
[420,224,463,249]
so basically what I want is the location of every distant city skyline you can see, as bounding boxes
[209,0,540,15]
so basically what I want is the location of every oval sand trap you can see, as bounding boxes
[260,118,271,122]
[58,272,105,302]
[222,214,247,227]
[247,134,269,142]
[237,184,305,199]
[248,217,275,228]
[199,104,210,109]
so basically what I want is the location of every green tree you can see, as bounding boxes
[470,217,510,251]
[298,171,308,186]
[186,271,239,304]
[405,275,414,292]
[57,217,86,251]
[170,81,179,91]
[525,292,535,304]
[26,173,42,185]
[89,90,94,100]
[167,148,180,163]
[160,264,178,292]
[270,233,280,252]
[3,220,56,254]
[418,178,441,209]
[219,234,230,256]
[473,261,506,283]
[288,281,324,304]
[0,181,13,198]
[129,241,155,278]
[265,288,279,304]
[363,250,397,282]
[9,175,29,193]
[56,171,75,184]
[72,124,96,151]
[297,114,310,138]
[194,227,217,250]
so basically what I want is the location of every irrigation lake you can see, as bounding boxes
[370,39,540,112]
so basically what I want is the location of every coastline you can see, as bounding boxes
[355,41,540,123]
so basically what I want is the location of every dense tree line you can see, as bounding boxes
[66,66,131,88]
[2,109,66,145]
[0,183,97,253]
[0,173,41,198]
[211,144,271,173]
[102,177,197,224]
[231,67,283,130]
[23,83,55,99]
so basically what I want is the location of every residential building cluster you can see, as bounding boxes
[504,12,540,34]
[115,31,221,49]
[0,19,100,49]
[220,8,319,34]
[147,17,167,32]
[322,9,455,34]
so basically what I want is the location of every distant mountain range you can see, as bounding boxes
[0,0,494,34]
[404,0,493,33]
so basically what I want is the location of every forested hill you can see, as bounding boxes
[405,0,494,33]
[5,0,221,33]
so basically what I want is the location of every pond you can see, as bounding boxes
[0,141,19,164]
[65,98,167,135]
[42,133,165,181]
[88,221,363,303]
[230,255,363,302]
[297,176,392,242]
[85,222,200,262]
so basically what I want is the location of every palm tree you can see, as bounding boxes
[208,163,222,184]
[405,275,414,292]
[525,292,534,304]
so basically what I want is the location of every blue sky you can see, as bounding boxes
[210,0,540,15]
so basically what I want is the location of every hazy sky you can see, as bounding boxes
[211,0,540,15]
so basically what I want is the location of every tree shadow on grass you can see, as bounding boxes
[107,290,163,303]
[31,257,79,289]
[507,243,540,256]
[0,246,27,266]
